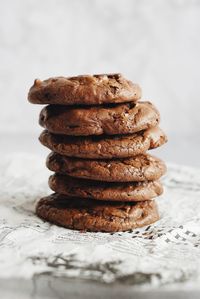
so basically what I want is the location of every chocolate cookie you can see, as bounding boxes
[49,174,163,201]
[28,74,141,106]
[39,127,167,159]
[36,194,159,232]
[46,152,167,182]
[39,101,160,136]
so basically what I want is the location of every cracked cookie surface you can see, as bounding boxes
[49,174,163,201]
[28,73,141,105]
[36,193,159,232]
[39,101,160,136]
[39,126,167,159]
[46,152,166,182]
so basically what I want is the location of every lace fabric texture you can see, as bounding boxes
[0,153,200,288]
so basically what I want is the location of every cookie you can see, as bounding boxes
[49,174,163,201]
[46,152,167,182]
[39,127,167,159]
[36,193,159,232]
[39,101,160,136]
[28,73,141,106]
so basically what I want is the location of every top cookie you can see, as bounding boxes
[28,73,141,105]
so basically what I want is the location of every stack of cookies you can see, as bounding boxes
[28,74,167,232]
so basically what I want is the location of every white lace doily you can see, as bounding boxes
[0,153,200,289]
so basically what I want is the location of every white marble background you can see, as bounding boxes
[0,0,200,166]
